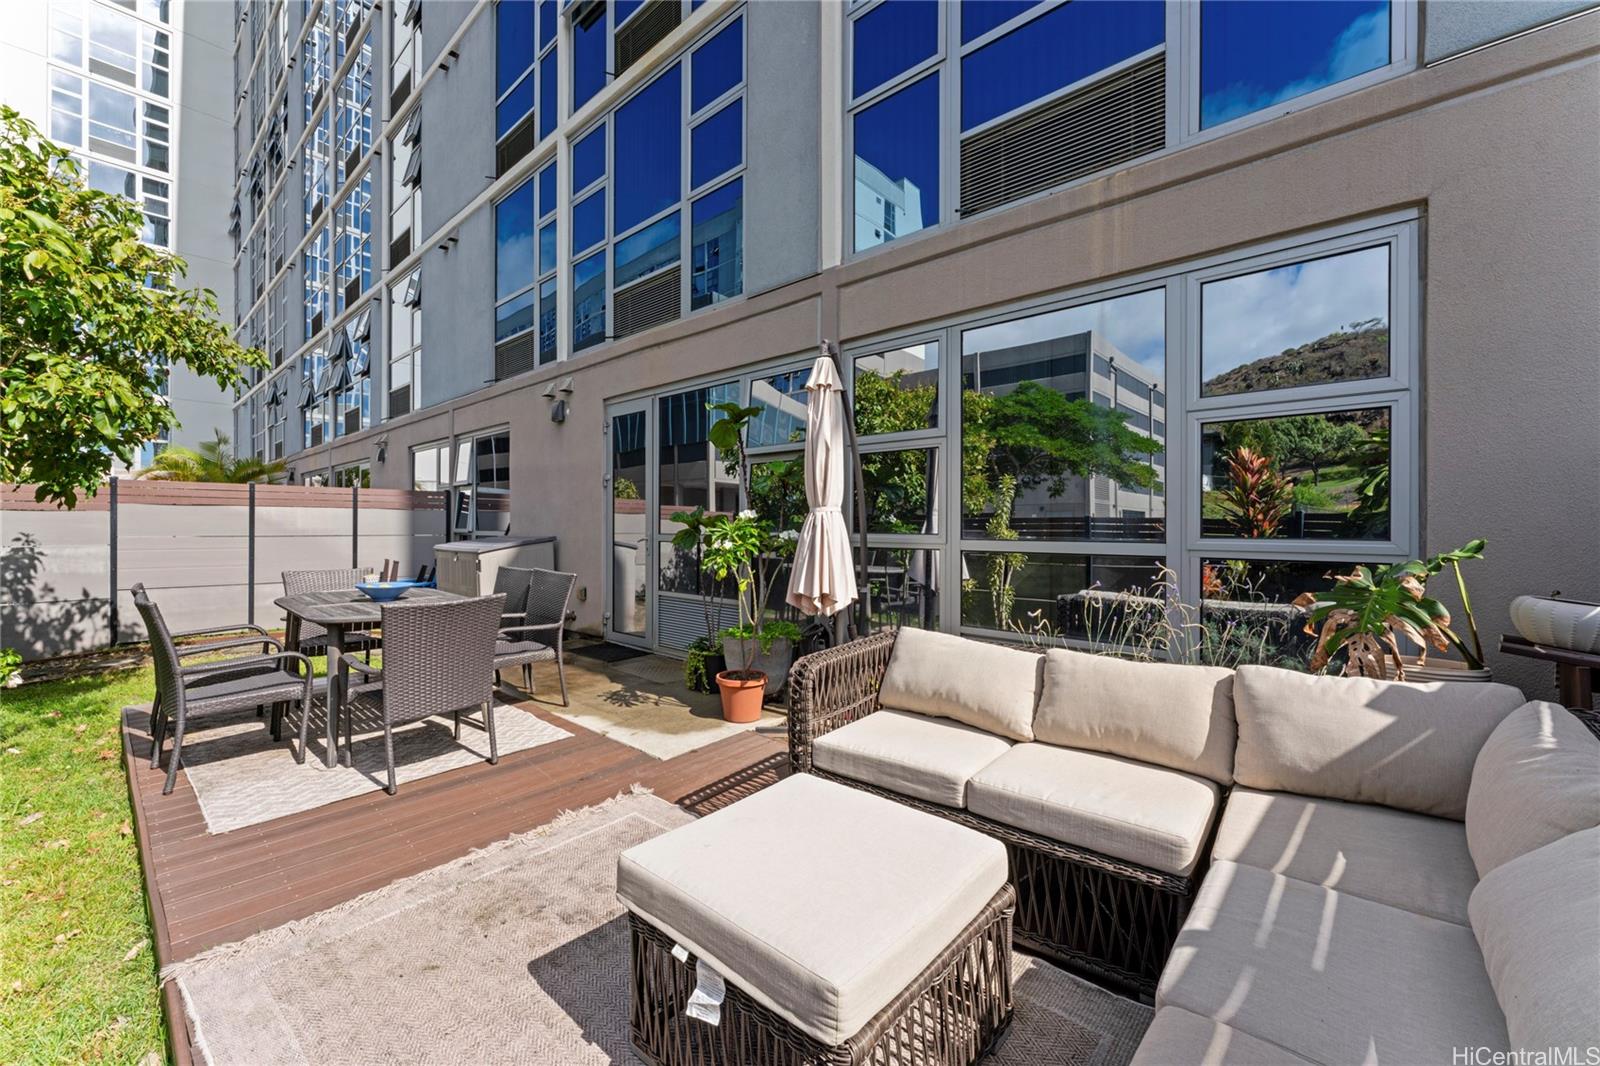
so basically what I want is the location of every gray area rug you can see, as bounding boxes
[167,792,1150,1066]
[152,700,571,834]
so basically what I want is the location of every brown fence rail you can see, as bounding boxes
[2,480,449,661]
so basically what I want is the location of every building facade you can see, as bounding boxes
[226,0,1599,695]
[0,0,237,466]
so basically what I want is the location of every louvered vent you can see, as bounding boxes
[615,0,681,76]
[344,278,362,308]
[959,54,1165,218]
[389,71,412,114]
[310,423,324,447]
[657,595,740,651]
[389,230,411,267]
[495,333,539,381]
[496,114,536,177]
[344,408,362,435]
[389,384,411,419]
[310,310,324,335]
[614,267,680,339]
[344,147,363,179]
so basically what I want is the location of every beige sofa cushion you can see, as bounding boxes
[616,774,1008,1047]
[1131,1007,1319,1066]
[1466,701,1600,876]
[812,709,1012,808]
[1158,861,1509,1064]
[878,628,1041,742]
[1233,665,1525,819]
[1213,787,1478,925]
[1034,649,1237,784]
[1469,827,1600,1055]
[965,743,1221,877]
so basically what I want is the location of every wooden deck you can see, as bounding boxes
[120,691,788,1065]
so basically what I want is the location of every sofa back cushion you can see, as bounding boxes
[1232,665,1525,819]
[878,628,1041,742]
[1466,701,1600,877]
[1034,649,1237,784]
[1469,827,1600,1055]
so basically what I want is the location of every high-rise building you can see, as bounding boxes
[221,0,1595,691]
[0,0,236,467]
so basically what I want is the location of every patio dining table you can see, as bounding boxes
[276,586,464,767]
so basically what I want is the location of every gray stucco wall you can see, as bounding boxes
[421,204,496,406]
[1424,0,1597,62]
[422,0,479,72]
[421,7,495,237]
[743,0,822,295]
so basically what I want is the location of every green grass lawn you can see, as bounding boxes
[1,664,165,1065]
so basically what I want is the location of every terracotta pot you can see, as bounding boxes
[721,637,793,695]
[715,670,767,723]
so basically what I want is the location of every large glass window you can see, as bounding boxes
[389,267,422,417]
[691,99,741,190]
[851,0,939,99]
[614,66,682,233]
[494,177,537,342]
[852,73,940,253]
[1201,1,1391,129]
[614,213,680,289]
[690,178,742,310]
[337,30,373,183]
[747,369,810,449]
[691,16,742,112]
[962,552,1163,637]
[303,224,330,339]
[1201,245,1390,396]
[333,172,372,315]
[572,0,608,112]
[855,342,939,435]
[572,252,606,352]
[496,0,537,138]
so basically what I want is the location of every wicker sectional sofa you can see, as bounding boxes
[789,627,1600,1062]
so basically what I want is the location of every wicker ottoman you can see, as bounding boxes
[617,774,1015,1066]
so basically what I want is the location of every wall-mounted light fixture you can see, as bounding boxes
[542,379,571,424]
[374,435,389,464]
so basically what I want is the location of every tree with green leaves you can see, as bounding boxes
[135,431,285,483]
[0,106,263,508]
[1222,413,1365,485]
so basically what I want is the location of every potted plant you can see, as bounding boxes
[701,509,775,722]
[1293,539,1492,682]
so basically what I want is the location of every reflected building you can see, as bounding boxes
[853,158,925,252]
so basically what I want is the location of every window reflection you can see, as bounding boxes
[854,342,939,435]
[1200,558,1373,669]
[961,289,1165,542]
[691,98,742,189]
[691,179,743,309]
[1202,246,1389,396]
[614,66,681,233]
[853,73,939,252]
[691,16,743,112]
[611,411,648,636]
[657,384,740,593]
[1200,408,1390,539]
[747,369,809,448]
[572,252,606,352]
[862,448,940,535]
[851,0,938,98]
[961,552,1163,637]
[865,548,940,631]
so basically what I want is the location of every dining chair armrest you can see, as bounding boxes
[338,652,381,678]
[172,622,272,642]
[175,634,284,658]
[498,622,563,640]
[181,653,280,678]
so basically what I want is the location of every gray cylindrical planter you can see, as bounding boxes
[721,637,793,696]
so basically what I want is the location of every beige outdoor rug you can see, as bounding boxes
[147,700,571,834]
[551,653,786,761]
[165,791,1151,1066]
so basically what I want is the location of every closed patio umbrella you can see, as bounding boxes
[786,352,858,618]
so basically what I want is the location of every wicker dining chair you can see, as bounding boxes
[131,582,285,729]
[281,568,382,658]
[493,568,575,706]
[335,594,505,795]
[134,586,315,795]
[491,565,535,629]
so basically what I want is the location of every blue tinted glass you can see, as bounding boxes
[852,73,939,253]
[691,17,742,112]
[615,212,680,288]
[495,287,536,341]
[1201,0,1389,128]
[962,1,1162,130]
[572,251,606,351]
[691,178,741,310]
[960,0,1038,44]
[494,178,535,301]
[539,220,556,274]
[538,161,556,218]
[851,0,937,98]
[572,188,605,252]
[691,98,741,189]
[496,0,536,97]
[614,65,682,233]
[615,0,644,24]
[538,277,557,362]
[537,0,556,49]
[496,73,535,138]
[538,49,557,138]
[572,5,607,110]
[573,123,605,190]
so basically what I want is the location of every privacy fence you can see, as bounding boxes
[2,480,450,661]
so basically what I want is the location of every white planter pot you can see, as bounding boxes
[1509,595,1600,653]
[1385,655,1494,684]
[721,637,792,696]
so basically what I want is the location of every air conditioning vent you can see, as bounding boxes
[495,114,536,177]
[959,53,1165,218]
[614,266,680,339]
[389,384,411,419]
[615,0,681,76]
[389,229,411,267]
[494,333,538,381]
[344,408,362,434]
[389,71,412,114]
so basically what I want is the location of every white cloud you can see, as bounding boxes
[1201,245,1388,379]
[1201,8,1390,128]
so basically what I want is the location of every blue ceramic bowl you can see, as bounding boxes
[356,581,411,602]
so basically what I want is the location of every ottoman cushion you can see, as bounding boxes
[616,774,1008,1046]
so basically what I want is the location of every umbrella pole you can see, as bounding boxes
[824,341,870,639]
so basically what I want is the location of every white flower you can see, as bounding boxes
[737,509,757,521]
[777,529,800,542]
